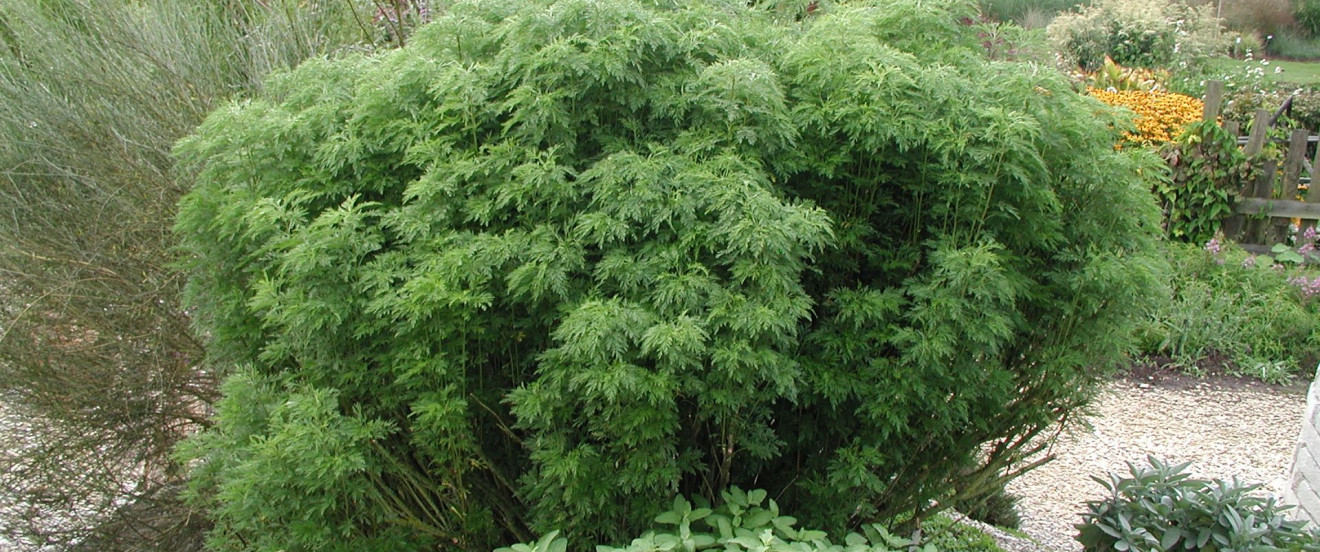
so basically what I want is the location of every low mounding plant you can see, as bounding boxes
[175,0,1167,549]
[922,513,1009,552]
[1077,457,1320,552]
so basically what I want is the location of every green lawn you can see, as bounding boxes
[1206,57,1320,86]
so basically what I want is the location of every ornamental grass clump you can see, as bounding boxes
[174,0,1167,550]
[0,0,390,549]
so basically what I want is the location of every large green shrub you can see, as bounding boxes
[175,0,1166,549]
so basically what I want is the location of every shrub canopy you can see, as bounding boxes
[1046,0,1233,71]
[175,0,1166,550]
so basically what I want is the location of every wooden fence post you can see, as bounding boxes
[1247,158,1278,244]
[1203,80,1224,121]
[1215,82,1320,251]
[1305,151,1320,236]
[1245,109,1271,156]
[1275,129,1311,243]
[1225,109,1275,241]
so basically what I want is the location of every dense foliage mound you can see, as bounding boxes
[174,0,1166,550]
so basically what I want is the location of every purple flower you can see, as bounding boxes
[1289,275,1320,297]
[1204,237,1222,256]
[1306,226,1318,242]
[1242,255,1257,268]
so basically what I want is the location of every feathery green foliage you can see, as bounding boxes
[175,0,1167,550]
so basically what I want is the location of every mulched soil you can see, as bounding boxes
[1127,354,1311,393]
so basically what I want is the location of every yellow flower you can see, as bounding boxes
[1087,87,1203,146]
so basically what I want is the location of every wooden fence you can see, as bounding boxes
[1202,80,1320,255]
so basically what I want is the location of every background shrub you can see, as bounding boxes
[175,0,1167,549]
[1223,86,1320,130]
[1296,0,1320,37]
[1049,0,1232,70]
[1266,29,1320,57]
[1224,0,1298,38]
[978,0,1087,27]
[1077,457,1319,552]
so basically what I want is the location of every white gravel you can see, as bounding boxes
[0,399,27,552]
[1004,376,1309,552]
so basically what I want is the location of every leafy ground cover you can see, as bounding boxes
[1077,457,1318,552]
[1134,240,1320,385]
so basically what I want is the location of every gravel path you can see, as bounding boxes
[1004,374,1309,552]
[0,399,28,552]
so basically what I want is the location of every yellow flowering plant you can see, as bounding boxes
[1089,87,1204,145]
